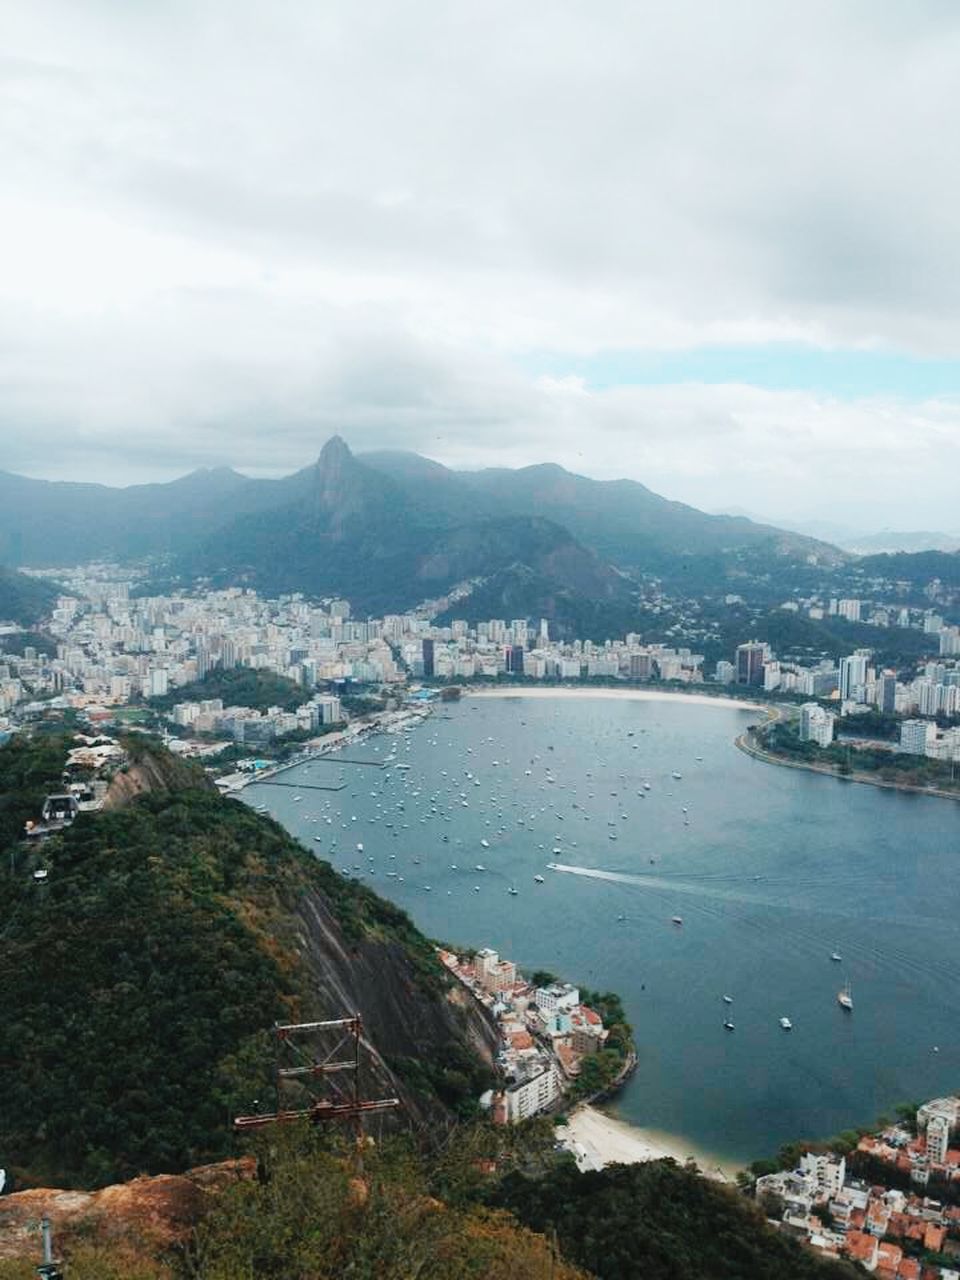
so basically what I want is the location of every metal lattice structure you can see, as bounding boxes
[233,1014,399,1138]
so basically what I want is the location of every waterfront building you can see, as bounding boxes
[715,660,735,684]
[926,1115,950,1165]
[503,1064,560,1123]
[798,1152,846,1200]
[735,641,766,687]
[421,638,435,678]
[899,719,932,756]
[506,644,525,676]
[535,982,580,1015]
[799,702,835,747]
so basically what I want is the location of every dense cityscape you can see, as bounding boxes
[3,564,960,780]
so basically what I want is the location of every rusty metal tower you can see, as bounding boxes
[233,1014,399,1140]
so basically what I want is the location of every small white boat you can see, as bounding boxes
[722,995,733,1004]
[534,874,545,884]
[830,951,842,963]
[779,1017,793,1030]
[671,772,682,780]
[508,886,519,896]
[671,916,683,926]
[475,864,486,872]
[480,838,490,848]
[837,981,853,1011]
[723,1021,735,1031]
[356,842,364,852]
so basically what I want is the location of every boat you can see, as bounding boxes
[723,1021,735,1031]
[779,1017,793,1030]
[356,842,364,852]
[830,951,842,963]
[475,864,486,872]
[533,874,545,884]
[722,995,733,1004]
[837,981,853,1011]
[671,916,683,926]
[672,772,682,780]
[508,886,519,896]
[480,838,490,848]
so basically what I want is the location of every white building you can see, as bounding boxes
[927,1115,951,1165]
[534,982,580,1016]
[799,703,835,748]
[505,1065,560,1122]
[900,719,933,756]
[838,651,870,701]
[798,1151,846,1200]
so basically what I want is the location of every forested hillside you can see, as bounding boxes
[0,567,56,626]
[0,736,496,1188]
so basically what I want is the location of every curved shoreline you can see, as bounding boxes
[559,1103,738,1183]
[736,727,960,803]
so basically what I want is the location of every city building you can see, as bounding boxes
[736,642,767,687]
[799,702,835,748]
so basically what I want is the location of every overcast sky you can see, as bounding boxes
[3,1,960,529]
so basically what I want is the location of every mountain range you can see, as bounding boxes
[0,438,846,627]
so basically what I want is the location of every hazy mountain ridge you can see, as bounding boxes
[182,438,630,624]
[0,440,853,626]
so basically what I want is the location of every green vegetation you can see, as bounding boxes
[836,708,900,740]
[0,629,57,658]
[763,721,960,792]
[493,1159,860,1280]
[0,731,69,852]
[0,737,484,1188]
[1,1119,865,1279]
[569,990,634,1101]
[0,566,57,626]
[149,667,307,713]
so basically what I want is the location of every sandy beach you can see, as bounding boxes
[558,1105,737,1182]
[468,686,762,714]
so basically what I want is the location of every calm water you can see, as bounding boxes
[244,694,960,1167]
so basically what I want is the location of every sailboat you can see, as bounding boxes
[837,980,853,1011]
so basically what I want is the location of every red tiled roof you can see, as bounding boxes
[922,1222,945,1252]
[844,1230,878,1263]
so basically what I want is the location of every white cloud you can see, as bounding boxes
[1,1,960,527]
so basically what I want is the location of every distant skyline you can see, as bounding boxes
[2,2,960,528]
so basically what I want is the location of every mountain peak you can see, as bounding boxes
[317,435,353,468]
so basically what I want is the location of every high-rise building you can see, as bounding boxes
[877,672,897,714]
[631,653,654,681]
[736,642,766,687]
[927,1115,951,1165]
[900,719,931,756]
[421,638,435,678]
[506,645,525,675]
[838,599,862,622]
[839,651,870,701]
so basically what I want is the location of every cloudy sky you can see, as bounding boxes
[3,1,960,529]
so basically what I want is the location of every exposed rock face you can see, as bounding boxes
[295,889,499,1124]
[0,1158,256,1260]
[102,748,212,809]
